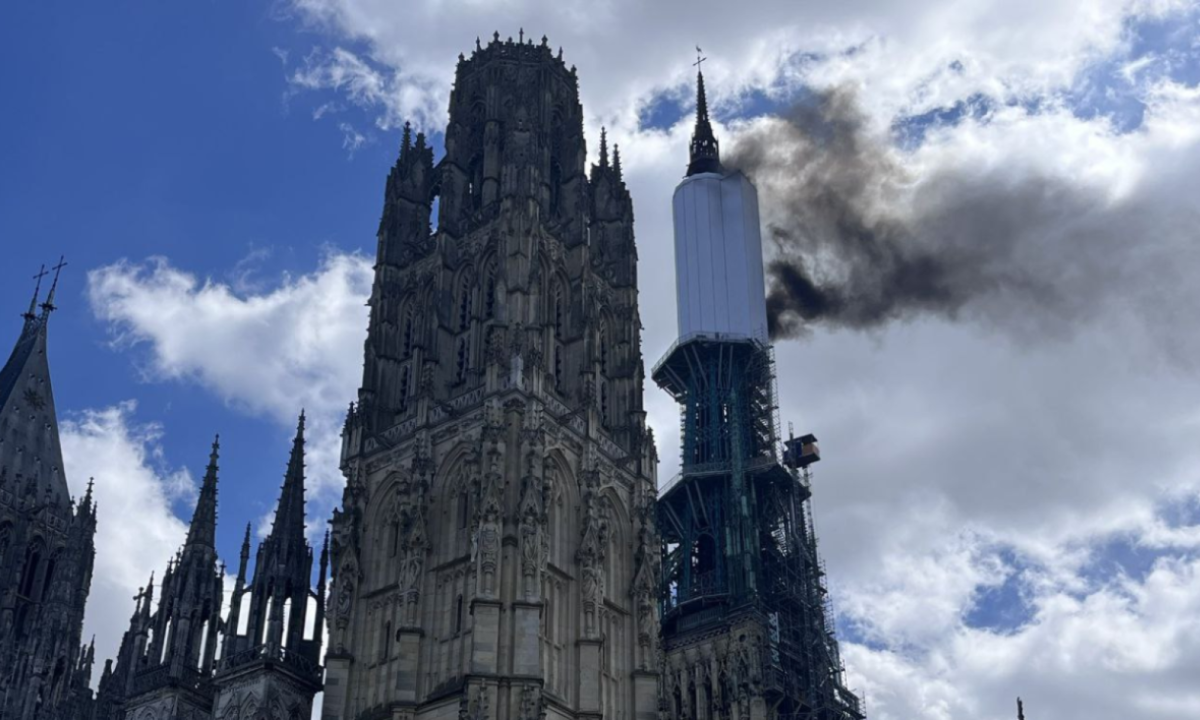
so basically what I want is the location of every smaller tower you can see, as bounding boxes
[212,412,324,720]
[117,436,225,720]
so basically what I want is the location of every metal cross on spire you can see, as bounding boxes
[24,264,48,320]
[41,255,68,313]
[694,46,707,70]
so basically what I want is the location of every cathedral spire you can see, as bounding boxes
[1,261,72,508]
[599,127,609,168]
[185,434,220,548]
[270,410,307,543]
[687,53,722,176]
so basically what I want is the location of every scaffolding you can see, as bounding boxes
[654,336,864,720]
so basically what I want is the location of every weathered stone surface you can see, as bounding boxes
[323,33,658,720]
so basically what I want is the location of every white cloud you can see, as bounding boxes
[87,251,374,529]
[60,402,193,685]
[74,1,1200,716]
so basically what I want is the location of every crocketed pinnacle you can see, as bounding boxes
[270,410,308,544]
[185,434,220,548]
[686,69,722,176]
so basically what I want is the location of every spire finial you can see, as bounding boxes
[41,256,67,315]
[519,28,524,43]
[613,144,623,179]
[687,52,722,176]
[599,127,609,168]
[209,433,220,466]
[24,265,48,321]
[1017,698,1025,720]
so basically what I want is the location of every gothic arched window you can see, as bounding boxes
[554,345,563,391]
[468,155,484,210]
[457,491,470,530]
[484,266,497,320]
[18,543,42,598]
[399,365,411,413]
[549,161,562,216]
[456,338,470,383]
[553,285,564,337]
[458,276,473,332]
[402,307,415,359]
[454,594,464,634]
[598,320,609,375]
[600,381,609,426]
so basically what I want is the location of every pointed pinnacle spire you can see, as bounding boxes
[271,410,308,544]
[185,434,220,548]
[687,56,722,176]
[1017,698,1025,720]
[144,570,156,610]
[24,265,47,321]
[41,256,67,316]
[613,144,623,180]
[599,127,609,168]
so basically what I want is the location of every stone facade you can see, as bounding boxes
[322,33,659,720]
[93,417,326,720]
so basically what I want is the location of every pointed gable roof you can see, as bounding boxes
[0,301,71,510]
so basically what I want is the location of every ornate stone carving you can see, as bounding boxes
[518,685,545,720]
[460,685,490,720]
[517,451,549,600]
[472,446,504,598]
[577,485,610,638]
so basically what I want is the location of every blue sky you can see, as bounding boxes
[5,2,1200,719]
[1,2,389,549]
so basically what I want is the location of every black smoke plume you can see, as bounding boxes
[723,88,1196,343]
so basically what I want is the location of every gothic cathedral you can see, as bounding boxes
[321,32,660,720]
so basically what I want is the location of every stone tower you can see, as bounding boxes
[0,270,98,720]
[212,411,326,720]
[94,416,325,720]
[323,32,660,720]
[653,72,863,720]
[104,438,227,720]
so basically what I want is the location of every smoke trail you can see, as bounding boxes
[724,88,1196,342]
